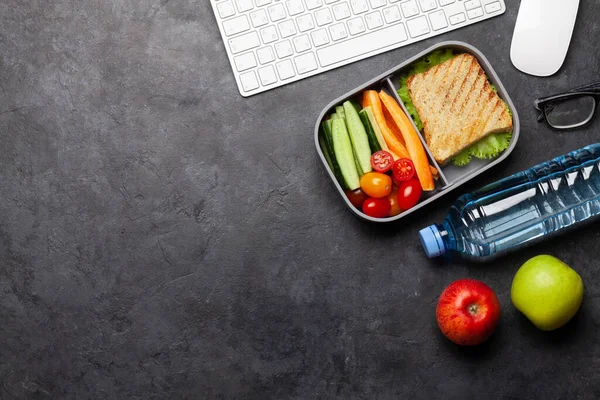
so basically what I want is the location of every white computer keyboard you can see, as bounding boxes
[211,0,506,97]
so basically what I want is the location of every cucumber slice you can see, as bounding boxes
[322,120,346,188]
[335,106,345,119]
[324,119,334,148]
[362,107,389,152]
[332,118,360,190]
[343,101,372,175]
[319,134,334,170]
[359,110,381,153]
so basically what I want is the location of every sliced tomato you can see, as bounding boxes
[346,188,368,209]
[397,179,422,210]
[370,150,394,173]
[392,158,416,182]
[362,197,391,218]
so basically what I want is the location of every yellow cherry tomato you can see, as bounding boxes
[360,172,392,198]
[388,190,403,216]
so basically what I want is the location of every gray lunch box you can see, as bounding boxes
[314,41,520,222]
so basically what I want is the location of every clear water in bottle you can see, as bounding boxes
[420,144,600,259]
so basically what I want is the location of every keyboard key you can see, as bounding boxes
[260,26,279,43]
[329,22,348,40]
[294,52,318,74]
[311,28,330,46]
[250,9,269,27]
[350,0,369,14]
[418,0,437,12]
[296,14,315,32]
[223,15,250,36]
[464,0,480,11]
[467,7,483,19]
[257,46,275,64]
[429,9,447,30]
[255,0,272,5]
[293,34,312,52]
[286,0,305,15]
[275,40,294,57]
[268,3,287,21]
[217,0,236,18]
[332,2,351,20]
[400,0,420,18]
[278,20,297,38]
[315,8,333,26]
[347,17,366,35]
[485,2,502,13]
[276,59,296,79]
[365,11,384,29]
[236,0,254,12]
[406,15,430,37]
[305,0,324,10]
[383,5,402,23]
[234,52,257,71]
[449,12,465,24]
[369,0,387,8]
[258,65,278,85]
[439,0,454,5]
[325,0,340,3]
[229,31,261,53]
[317,23,407,66]
[240,71,259,91]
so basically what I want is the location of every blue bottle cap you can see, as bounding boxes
[419,225,446,258]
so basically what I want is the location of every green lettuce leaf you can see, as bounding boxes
[397,75,423,131]
[452,132,512,165]
[452,149,472,166]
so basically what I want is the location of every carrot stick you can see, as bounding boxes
[379,90,435,191]
[430,166,439,178]
[364,90,411,159]
[383,106,406,146]
[362,92,371,109]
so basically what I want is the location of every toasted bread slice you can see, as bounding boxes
[407,53,513,165]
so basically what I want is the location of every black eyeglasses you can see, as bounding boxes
[535,81,600,130]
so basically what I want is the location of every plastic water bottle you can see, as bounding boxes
[419,144,600,259]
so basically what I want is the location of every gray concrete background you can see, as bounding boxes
[2,0,600,398]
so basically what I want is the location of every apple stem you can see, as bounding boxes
[468,304,478,315]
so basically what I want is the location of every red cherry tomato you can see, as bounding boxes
[392,158,415,182]
[397,179,422,210]
[370,150,394,173]
[360,172,392,198]
[346,188,368,209]
[362,197,391,218]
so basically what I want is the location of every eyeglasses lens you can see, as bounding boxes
[545,95,596,129]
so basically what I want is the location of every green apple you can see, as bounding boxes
[511,255,584,331]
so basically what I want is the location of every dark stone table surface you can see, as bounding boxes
[2,1,600,398]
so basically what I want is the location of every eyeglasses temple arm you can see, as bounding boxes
[568,81,600,94]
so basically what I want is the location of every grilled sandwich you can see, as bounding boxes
[407,53,513,165]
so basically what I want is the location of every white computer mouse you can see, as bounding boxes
[510,0,580,76]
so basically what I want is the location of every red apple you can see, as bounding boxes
[436,279,501,346]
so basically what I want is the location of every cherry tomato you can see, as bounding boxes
[397,179,422,210]
[360,172,392,198]
[392,158,415,182]
[388,190,402,217]
[346,188,368,209]
[370,150,394,173]
[362,197,391,218]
